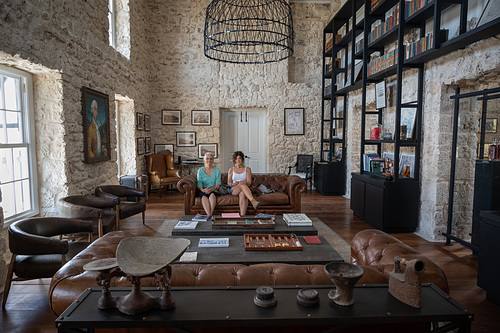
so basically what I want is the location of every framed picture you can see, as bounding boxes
[144,115,151,131]
[284,108,304,135]
[401,108,417,140]
[145,137,151,154]
[176,131,196,147]
[375,81,386,109]
[162,109,182,125]
[137,137,145,155]
[192,110,211,126]
[154,144,174,154]
[198,143,218,159]
[480,118,498,133]
[82,87,111,163]
[136,112,144,130]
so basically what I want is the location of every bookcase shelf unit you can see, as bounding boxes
[328,0,500,232]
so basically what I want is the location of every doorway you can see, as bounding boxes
[221,109,267,173]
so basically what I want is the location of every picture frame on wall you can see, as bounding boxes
[82,87,111,163]
[137,138,145,155]
[145,137,151,154]
[198,143,218,159]
[284,108,304,135]
[375,81,386,109]
[400,108,417,140]
[162,109,182,125]
[144,115,151,131]
[192,110,211,126]
[136,112,144,130]
[176,131,196,147]
[480,118,498,133]
[154,144,174,155]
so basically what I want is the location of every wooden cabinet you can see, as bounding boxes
[351,173,418,232]
[314,162,346,195]
[478,210,500,306]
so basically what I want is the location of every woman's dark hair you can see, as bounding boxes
[232,151,245,164]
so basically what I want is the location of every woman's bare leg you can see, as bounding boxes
[208,193,217,215]
[238,191,248,215]
[201,196,211,215]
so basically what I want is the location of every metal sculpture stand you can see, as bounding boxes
[388,256,425,308]
[95,265,175,315]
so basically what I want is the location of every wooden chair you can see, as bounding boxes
[287,154,313,192]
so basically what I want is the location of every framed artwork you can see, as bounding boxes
[375,81,386,109]
[284,108,304,135]
[145,137,151,154]
[198,143,218,159]
[192,110,211,126]
[154,144,174,154]
[144,114,151,131]
[162,109,182,125]
[480,118,498,133]
[137,137,145,155]
[400,108,417,140]
[82,87,111,163]
[136,112,144,130]
[176,131,196,147]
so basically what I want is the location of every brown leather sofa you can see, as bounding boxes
[177,174,306,215]
[49,229,449,315]
[145,153,182,197]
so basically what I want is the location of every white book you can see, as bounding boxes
[178,251,197,262]
[174,221,198,229]
[198,238,229,248]
[283,213,312,224]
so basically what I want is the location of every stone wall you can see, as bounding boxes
[146,0,335,171]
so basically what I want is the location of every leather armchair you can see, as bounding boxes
[3,217,92,309]
[145,153,182,197]
[95,185,147,229]
[58,195,117,238]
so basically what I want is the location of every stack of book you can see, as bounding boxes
[367,48,398,77]
[404,0,434,19]
[363,153,384,172]
[192,213,212,222]
[404,32,433,59]
[368,4,400,44]
[283,214,312,226]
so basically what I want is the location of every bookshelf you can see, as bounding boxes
[321,0,500,231]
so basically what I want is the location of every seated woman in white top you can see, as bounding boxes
[227,151,260,216]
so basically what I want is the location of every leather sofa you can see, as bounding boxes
[49,229,449,316]
[177,174,306,215]
[145,153,182,197]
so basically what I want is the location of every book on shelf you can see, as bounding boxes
[369,158,385,173]
[363,153,381,172]
[174,220,198,229]
[283,214,312,226]
[221,213,240,218]
[198,238,230,248]
[192,213,212,222]
[178,251,197,262]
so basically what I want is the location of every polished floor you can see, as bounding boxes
[1,190,499,332]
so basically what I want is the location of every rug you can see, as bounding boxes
[154,217,351,262]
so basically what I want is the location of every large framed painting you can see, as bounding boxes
[82,87,111,163]
[284,108,304,135]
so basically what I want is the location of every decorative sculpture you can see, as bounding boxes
[324,262,364,306]
[83,237,190,315]
[388,256,425,308]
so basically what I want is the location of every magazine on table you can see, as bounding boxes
[198,238,230,248]
[174,220,198,229]
[178,251,198,262]
[192,213,212,222]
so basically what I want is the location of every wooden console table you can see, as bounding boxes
[56,285,472,332]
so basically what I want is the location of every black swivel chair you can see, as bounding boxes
[95,185,147,230]
[287,154,314,192]
[2,217,93,308]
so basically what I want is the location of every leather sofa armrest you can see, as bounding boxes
[148,171,161,184]
[177,174,197,194]
[95,191,120,204]
[284,175,306,212]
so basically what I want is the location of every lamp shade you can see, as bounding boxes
[204,0,294,64]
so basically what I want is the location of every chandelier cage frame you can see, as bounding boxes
[204,0,294,64]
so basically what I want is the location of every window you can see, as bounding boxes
[0,65,39,223]
[108,0,116,48]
